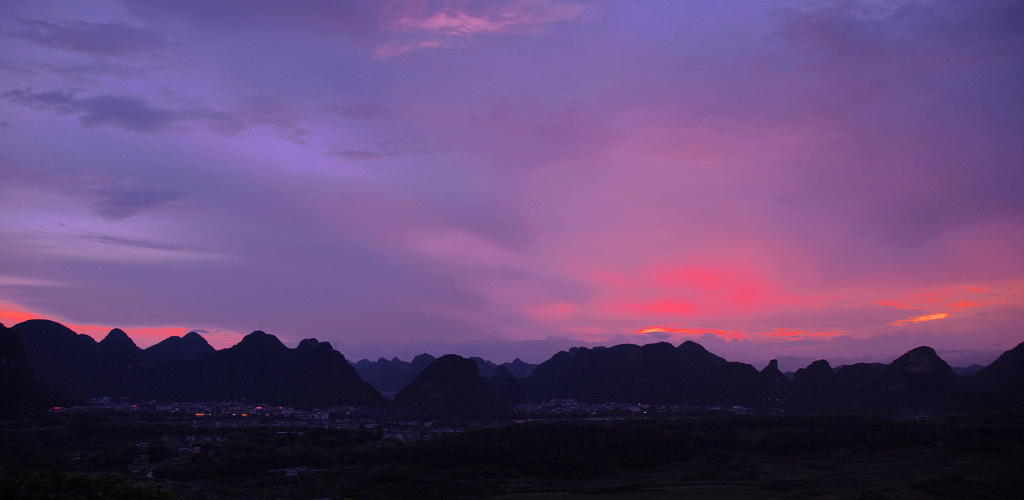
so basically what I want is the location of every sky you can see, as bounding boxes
[1,0,1022,371]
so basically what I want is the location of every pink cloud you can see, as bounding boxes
[375,0,585,57]
[383,0,583,34]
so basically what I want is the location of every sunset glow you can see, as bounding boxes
[0,301,243,350]
[1,0,1021,369]
[891,313,953,327]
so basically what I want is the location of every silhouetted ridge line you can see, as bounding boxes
[964,341,1024,410]
[11,320,385,409]
[143,331,385,409]
[144,331,216,368]
[352,354,537,394]
[8,318,1024,414]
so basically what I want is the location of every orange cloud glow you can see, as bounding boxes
[891,312,951,327]
[636,324,840,342]
[948,300,982,309]
[637,326,738,336]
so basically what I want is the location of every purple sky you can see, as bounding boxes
[1,0,1022,370]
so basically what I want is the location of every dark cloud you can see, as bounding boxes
[11,16,166,56]
[89,188,185,220]
[3,88,175,132]
[2,88,244,134]
[74,94,177,132]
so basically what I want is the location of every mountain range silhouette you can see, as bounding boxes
[2,318,1023,416]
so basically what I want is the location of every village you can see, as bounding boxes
[48,396,758,443]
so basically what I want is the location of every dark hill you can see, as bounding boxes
[13,319,103,396]
[391,354,505,417]
[792,360,839,409]
[791,347,965,412]
[759,359,793,401]
[143,331,215,367]
[12,320,144,397]
[10,316,1024,415]
[143,331,385,409]
[12,320,383,408]
[965,341,1024,409]
[99,328,136,350]
[485,365,525,403]
[96,328,144,395]
[522,341,766,405]
[708,361,764,405]
[835,362,887,392]
[870,346,960,410]
[0,323,71,417]
[1,323,34,417]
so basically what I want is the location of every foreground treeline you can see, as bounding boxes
[3,319,1024,417]
[2,413,1023,498]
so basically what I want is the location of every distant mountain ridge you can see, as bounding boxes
[352,354,538,393]
[5,318,1024,415]
[352,354,437,393]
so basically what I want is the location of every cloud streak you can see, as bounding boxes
[10,15,167,56]
[2,88,244,134]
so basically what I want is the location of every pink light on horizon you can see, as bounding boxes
[0,300,243,350]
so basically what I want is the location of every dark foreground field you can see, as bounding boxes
[2,413,1022,499]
